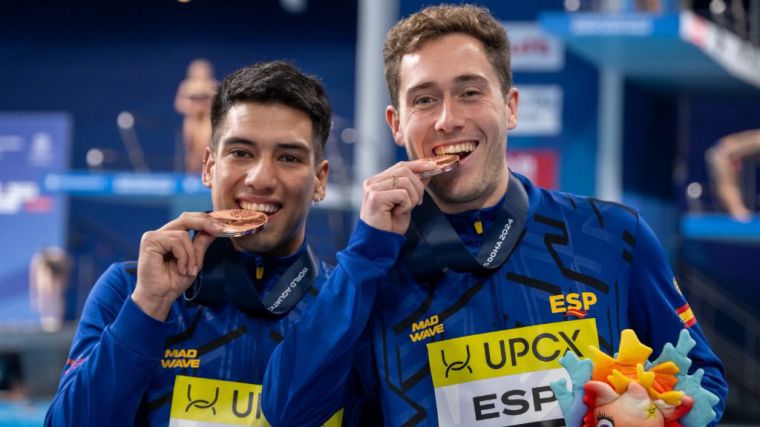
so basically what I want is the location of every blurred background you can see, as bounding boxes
[0,0,758,425]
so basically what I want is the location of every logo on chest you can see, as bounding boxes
[409,314,445,342]
[162,348,200,369]
[549,292,597,318]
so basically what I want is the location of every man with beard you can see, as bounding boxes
[263,4,727,427]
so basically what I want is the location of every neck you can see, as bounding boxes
[230,233,306,259]
[430,171,510,214]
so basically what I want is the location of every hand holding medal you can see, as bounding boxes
[359,155,459,235]
[132,209,267,320]
[132,212,226,320]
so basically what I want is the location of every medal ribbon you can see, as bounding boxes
[404,172,529,279]
[184,240,318,316]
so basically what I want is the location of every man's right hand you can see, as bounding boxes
[360,160,438,235]
[131,212,224,321]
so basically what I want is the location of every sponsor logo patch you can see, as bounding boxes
[162,348,200,369]
[409,314,445,343]
[427,319,599,426]
[169,376,342,427]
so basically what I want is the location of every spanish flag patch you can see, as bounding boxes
[676,303,697,328]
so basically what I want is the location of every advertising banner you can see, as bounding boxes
[0,113,70,326]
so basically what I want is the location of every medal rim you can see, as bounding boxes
[208,209,267,237]
[420,154,459,178]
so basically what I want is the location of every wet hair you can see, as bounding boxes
[210,61,332,161]
[384,3,512,108]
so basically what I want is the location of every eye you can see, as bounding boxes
[279,154,301,163]
[461,89,481,97]
[413,95,435,106]
[229,149,252,158]
[596,413,614,427]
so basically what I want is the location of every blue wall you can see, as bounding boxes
[0,0,358,171]
[0,0,358,313]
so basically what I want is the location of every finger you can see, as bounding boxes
[394,163,432,196]
[364,179,409,206]
[370,167,420,192]
[152,236,191,276]
[172,231,198,276]
[364,169,425,212]
[364,174,398,194]
[363,160,428,188]
[192,232,217,273]
[362,185,408,214]
[385,175,425,207]
[397,158,439,176]
[388,188,416,216]
[160,212,225,235]
[400,172,426,204]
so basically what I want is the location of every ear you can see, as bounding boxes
[201,146,215,188]
[313,159,329,202]
[505,87,519,130]
[386,105,405,147]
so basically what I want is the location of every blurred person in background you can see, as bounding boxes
[0,353,25,401]
[706,129,760,221]
[263,4,728,426]
[45,61,342,426]
[175,58,218,173]
[29,246,71,333]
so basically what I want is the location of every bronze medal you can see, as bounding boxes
[420,154,459,178]
[208,209,267,237]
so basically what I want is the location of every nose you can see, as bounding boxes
[243,158,277,192]
[434,96,464,134]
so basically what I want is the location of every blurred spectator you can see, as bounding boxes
[174,59,218,173]
[569,0,675,12]
[634,0,663,12]
[28,247,71,333]
[706,129,760,221]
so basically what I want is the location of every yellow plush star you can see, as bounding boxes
[587,329,684,405]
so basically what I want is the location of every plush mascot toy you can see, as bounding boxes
[549,329,719,427]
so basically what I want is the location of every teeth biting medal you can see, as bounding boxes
[419,154,459,178]
[208,209,267,237]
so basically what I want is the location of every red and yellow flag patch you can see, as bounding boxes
[676,303,697,328]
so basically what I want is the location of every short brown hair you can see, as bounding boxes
[383,4,512,108]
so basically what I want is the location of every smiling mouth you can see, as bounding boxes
[239,201,281,216]
[433,141,477,160]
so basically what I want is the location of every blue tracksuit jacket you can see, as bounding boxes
[263,173,728,427]
[44,242,361,427]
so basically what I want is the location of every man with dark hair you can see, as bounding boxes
[264,4,727,426]
[210,61,332,162]
[45,61,343,426]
